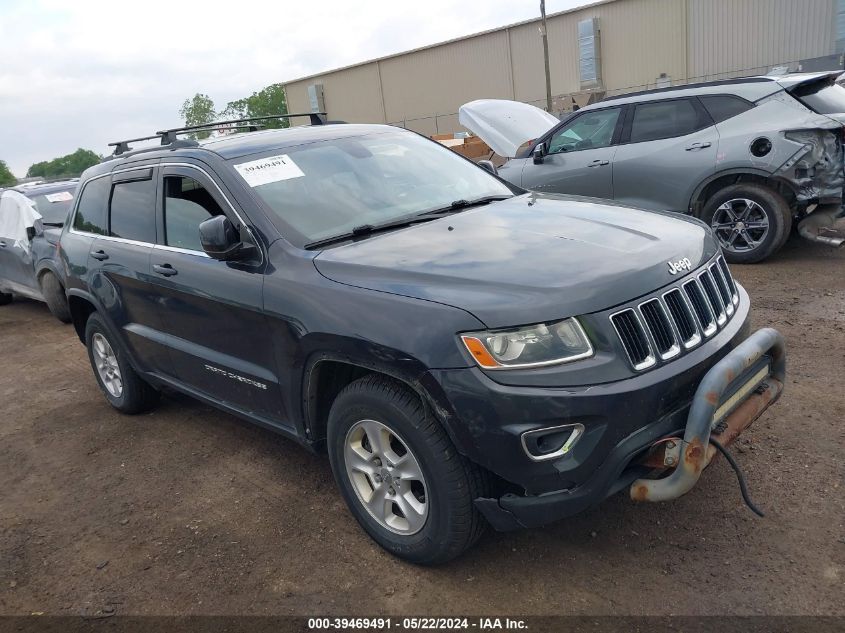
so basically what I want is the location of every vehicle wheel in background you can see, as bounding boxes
[40,272,72,323]
[84,312,160,414]
[0,292,11,306]
[327,374,488,565]
[701,183,791,264]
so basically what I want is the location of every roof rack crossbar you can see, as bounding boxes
[156,112,327,137]
[108,112,326,157]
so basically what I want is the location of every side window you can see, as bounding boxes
[72,177,110,235]
[548,107,621,154]
[629,99,703,143]
[163,176,225,252]
[109,179,156,243]
[698,95,754,123]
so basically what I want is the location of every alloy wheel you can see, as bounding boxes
[344,419,429,535]
[92,333,123,398]
[711,198,770,253]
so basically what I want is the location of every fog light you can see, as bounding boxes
[521,423,585,462]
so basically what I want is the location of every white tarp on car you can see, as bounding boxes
[0,190,42,252]
[458,99,559,158]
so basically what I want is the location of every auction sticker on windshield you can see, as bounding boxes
[45,191,73,203]
[234,154,304,187]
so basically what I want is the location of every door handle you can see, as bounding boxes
[588,159,610,167]
[0,241,6,248]
[685,142,712,151]
[153,263,178,277]
[91,250,109,261]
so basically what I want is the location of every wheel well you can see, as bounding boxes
[691,173,797,217]
[305,360,422,449]
[67,295,96,341]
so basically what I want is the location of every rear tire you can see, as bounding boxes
[0,292,11,306]
[40,272,71,323]
[85,312,160,414]
[701,183,791,264]
[327,374,488,565]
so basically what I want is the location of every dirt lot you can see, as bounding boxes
[1,237,843,617]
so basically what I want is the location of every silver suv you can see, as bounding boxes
[461,72,845,263]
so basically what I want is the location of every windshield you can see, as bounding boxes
[232,130,514,246]
[28,192,75,224]
[793,81,845,114]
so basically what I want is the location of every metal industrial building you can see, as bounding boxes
[283,0,845,137]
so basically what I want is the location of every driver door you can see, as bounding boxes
[521,106,623,200]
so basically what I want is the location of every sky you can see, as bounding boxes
[0,0,589,178]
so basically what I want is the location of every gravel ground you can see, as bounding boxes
[0,236,843,617]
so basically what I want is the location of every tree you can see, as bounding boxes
[0,160,15,186]
[179,93,216,139]
[26,149,100,179]
[220,83,289,130]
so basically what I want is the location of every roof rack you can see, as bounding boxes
[107,112,327,156]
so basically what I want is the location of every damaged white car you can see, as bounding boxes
[460,71,845,263]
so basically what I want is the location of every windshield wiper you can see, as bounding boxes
[417,194,513,218]
[42,222,64,227]
[305,215,438,250]
[304,195,514,250]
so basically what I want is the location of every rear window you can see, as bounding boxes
[699,95,754,123]
[29,192,74,225]
[629,99,703,143]
[793,82,845,114]
[72,177,110,235]
[109,179,156,243]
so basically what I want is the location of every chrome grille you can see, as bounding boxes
[610,309,655,370]
[611,255,741,371]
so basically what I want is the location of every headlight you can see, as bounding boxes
[460,318,593,369]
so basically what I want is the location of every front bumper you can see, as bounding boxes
[467,327,784,531]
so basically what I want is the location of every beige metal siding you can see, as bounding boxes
[687,0,836,81]
[283,0,836,134]
[285,62,385,126]
[379,31,514,135]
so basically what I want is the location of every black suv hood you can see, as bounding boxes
[314,193,717,328]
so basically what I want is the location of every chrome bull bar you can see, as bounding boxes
[630,327,786,502]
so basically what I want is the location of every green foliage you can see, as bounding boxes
[26,148,101,179]
[181,84,289,137]
[221,83,289,129]
[0,160,15,186]
[179,93,216,139]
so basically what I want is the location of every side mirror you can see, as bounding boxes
[477,160,497,176]
[533,143,546,164]
[199,215,244,261]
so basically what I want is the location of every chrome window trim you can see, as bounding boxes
[637,298,680,361]
[68,161,262,264]
[609,308,657,371]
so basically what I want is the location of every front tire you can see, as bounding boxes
[701,183,791,264]
[40,272,71,323]
[85,312,160,414]
[327,374,488,565]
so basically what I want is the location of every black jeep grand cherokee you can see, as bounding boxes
[60,117,785,564]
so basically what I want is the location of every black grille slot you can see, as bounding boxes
[639,299,676,357]
[684,280,715,333]
[664,289,697,344]
[699,271,725,321]
[717,256,737,299]
[709,263,732,309]
[611,309,653,368]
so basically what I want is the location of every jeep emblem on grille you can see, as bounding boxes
[667,257,692,275]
